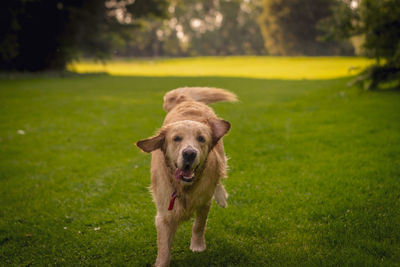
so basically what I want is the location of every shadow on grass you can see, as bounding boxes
[0,70,109,80]
[3,69,397,96]
[172,238,254,266]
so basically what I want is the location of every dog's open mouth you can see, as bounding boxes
[174,168,194,184]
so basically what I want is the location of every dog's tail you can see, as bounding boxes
[163,87,238,112]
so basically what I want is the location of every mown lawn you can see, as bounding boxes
[1,57,399,266]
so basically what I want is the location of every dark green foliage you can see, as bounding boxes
[350,65,400,90]
[318,0,361,41]
[126,0,167,19]
[321,0,400,89]
[0,0,168,71]
[361,0,400,89]
[259,0,354,56]
[361,0,400,64]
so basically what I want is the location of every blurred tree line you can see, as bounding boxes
[0,0,168,71]
[259,0,354,56]
[0,0,354,71]
[320,0,400,89]
[1,0,399,88]
[116,0,266,57]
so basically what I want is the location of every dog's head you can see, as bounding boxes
[136,119,230,185]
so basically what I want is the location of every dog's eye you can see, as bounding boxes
[173,136,182,142]
[197,135,205,143]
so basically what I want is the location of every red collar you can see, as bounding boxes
[168,191,177,211]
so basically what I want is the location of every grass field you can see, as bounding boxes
[1,57,399,266]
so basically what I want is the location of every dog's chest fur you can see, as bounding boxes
[150,146,225,221]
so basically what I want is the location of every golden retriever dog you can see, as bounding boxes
[136,87,237,267]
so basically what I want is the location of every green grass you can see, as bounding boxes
[1,57,399,266]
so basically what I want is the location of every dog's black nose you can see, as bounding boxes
[182,147,197,164]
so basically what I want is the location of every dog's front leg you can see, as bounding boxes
[155,214,177,267]
[190,203,211,252]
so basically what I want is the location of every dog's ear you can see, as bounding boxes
[136,132,165,153]
[209,118,231,146]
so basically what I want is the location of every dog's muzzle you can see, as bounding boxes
[175,147,198,185]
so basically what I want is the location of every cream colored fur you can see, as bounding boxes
[163,86,237,112]
[136,87,237,267]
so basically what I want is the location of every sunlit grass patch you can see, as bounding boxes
[69,56,373,80]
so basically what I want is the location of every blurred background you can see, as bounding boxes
[1,0,399,88]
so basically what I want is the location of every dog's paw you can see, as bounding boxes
[214,183,228,208]
[215,195,228,208]
[190,240,206,252]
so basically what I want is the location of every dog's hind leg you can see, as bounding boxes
[190,203,211,252]
[213,182,228,208]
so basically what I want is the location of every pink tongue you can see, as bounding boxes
[174,168,193,180]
